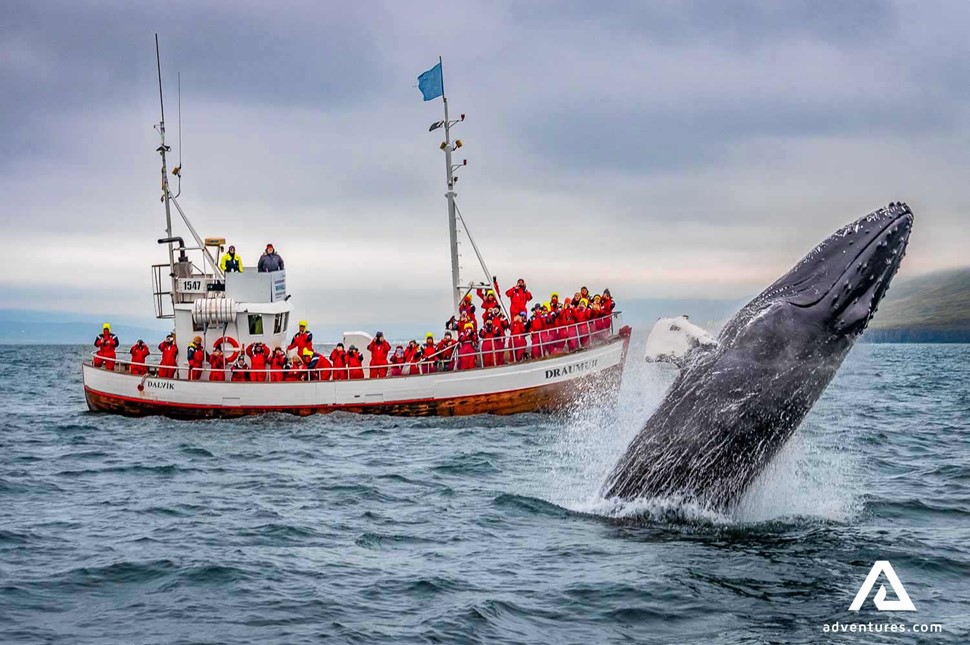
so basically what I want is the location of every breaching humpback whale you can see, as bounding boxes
[603,202,914,510]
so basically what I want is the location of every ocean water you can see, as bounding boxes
[1,342,967,644]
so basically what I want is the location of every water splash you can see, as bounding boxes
[534,332,862,525]
[733,426,861,524]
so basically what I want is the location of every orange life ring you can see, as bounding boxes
[213,336,241,362]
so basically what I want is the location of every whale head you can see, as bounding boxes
[720,202,914,356]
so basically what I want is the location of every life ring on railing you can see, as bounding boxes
[213,336,241,362]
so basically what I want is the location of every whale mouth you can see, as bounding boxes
[825,207,913,332]
[786,203,913,319]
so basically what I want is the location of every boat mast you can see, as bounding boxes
[439,57,462,315]
[155,34,177,308]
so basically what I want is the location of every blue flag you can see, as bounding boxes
[417,62,443,101]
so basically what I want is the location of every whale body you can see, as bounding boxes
[603,203,914,510]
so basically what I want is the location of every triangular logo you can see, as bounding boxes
[849,561,916,611]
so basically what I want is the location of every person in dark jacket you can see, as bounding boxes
[257,243,285,272]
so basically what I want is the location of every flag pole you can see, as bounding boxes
[440,56,462,316]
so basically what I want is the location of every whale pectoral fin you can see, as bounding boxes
[645,315,717,366]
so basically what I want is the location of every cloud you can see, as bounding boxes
[1,0,968,333]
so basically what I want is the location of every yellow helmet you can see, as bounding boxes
[486,289,495,296]
[550,292,559,299]
[580,298,589,306]
[543,301,551,310]
[298,320,308,327]
[426,332,434,339]
[102,322,111,330]
[302,348,314,356]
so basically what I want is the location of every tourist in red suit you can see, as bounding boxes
[510,312,528,362]
[269,347,287,382]
[477,281,500,323]
[207,347,226,381]
[330,343,348,380]
[549,292,562,311]
[575,299,592,346]
[402,340,419,375]
[367,332,391,379]
[285,359,307,381]
[435,332,457,371]
[528,305,546,359]
[389,346,406,377]
[504,278,533,319]
[158,335,178,378]
[601,288,616,315]
[560,302,579,352]
[493,310,510,365]
[187,336,206,380]
[346,346,365,380]
[128,339,150,376]
[479,321,498,368]
[230,357,249,382]
[247,342,269,383]
[459,293,476,320]
[421,334,437,374]
[457,324,478,370]
[300,348,331,381]
[287,320,314,356]
[406,344,424,376]
[590,302,608,342]
[93,323,120,370]
[540,306,560,355]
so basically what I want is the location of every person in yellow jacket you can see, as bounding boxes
[219,245,243,273]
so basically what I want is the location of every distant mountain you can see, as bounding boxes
[865,267,970,342]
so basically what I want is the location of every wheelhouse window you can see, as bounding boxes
[273,313,283,334]
[248,314,264,335]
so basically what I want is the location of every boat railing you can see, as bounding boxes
[86,311,626,381]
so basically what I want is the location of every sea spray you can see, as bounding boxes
[533,331,863,524]
[533,332,676,509]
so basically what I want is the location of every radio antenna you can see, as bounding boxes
[173,71,183,198]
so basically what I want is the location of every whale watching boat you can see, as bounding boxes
[81,46,631,418]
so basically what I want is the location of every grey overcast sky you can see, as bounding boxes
[2,0,968,328]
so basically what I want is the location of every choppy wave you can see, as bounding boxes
[1,343,968,643]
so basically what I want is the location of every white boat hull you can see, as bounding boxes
[83,336,630,418]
